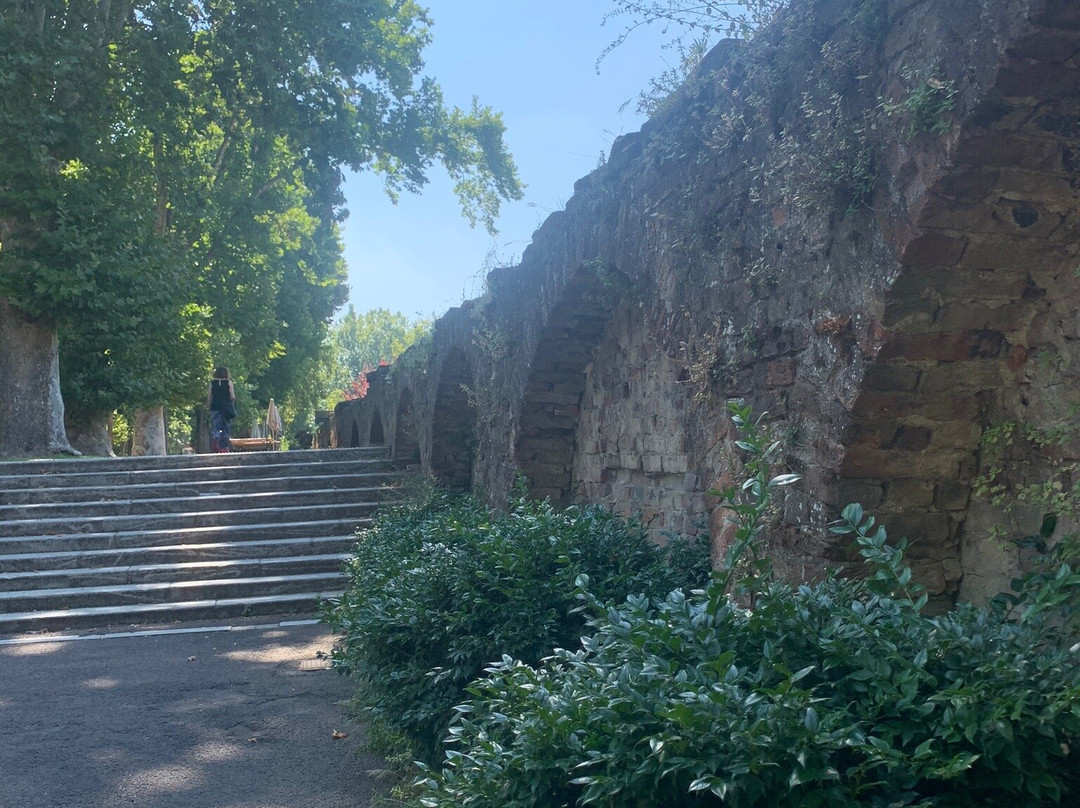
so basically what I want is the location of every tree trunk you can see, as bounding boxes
[131,406,166,456]
[194,405,210,453]
[65,409,115,456]
[0,300,78,457]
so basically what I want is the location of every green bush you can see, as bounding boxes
[322,485,711,762]
[413,403,1080,808]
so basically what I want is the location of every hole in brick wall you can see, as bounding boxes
[432,348,476,491]
[1010,201,1039,229]
[370,409,385,445]
[393,388,420,468]
[516,267,627,505]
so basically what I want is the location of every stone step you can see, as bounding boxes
[0,591,341,633]
[0,485,393,521]
[0,572,345,613]
[0,535,357,572]
[0,471,405,504]
[0,517,369,555]
[0,446,387,476]
[0,445,394,635]
[0,554,349,591]
[0,458,397,491]
[0,500,395,538]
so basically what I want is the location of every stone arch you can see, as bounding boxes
[841,23,1080,607]
[393,387,421,469]
[515,267,628,504]
[369,409,385,445]
[431,347,476,490]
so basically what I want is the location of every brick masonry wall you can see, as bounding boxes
[333,0,1080,608]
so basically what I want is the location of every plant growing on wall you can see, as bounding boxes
[601,0,788,56]
[880,69,957,138]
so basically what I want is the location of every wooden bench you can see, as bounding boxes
[228,437,281,452]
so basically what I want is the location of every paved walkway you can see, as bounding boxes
[0,620,382,808]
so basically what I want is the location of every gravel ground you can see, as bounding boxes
[0,619,384,808]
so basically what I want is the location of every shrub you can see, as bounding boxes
[413,403,1080,808]
[322,484,711,762]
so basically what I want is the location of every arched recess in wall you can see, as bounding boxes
[431,347,476,490]
[370,409,385,445]
[840,31,1080,608]
[393,388,421,469]
[515,265,630,504]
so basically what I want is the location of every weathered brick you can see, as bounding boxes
[1007,28,1080,61]
[862,363,921,392]
[881,298,937,330]
[956,134,1061,172]
[852,391,984,421]
[929,421,983,449]
[933,302,1031,333]
[995,62,1080,102]
[842,419,898,448]
[642,454,664,473]
[883,512,959,543]
[934,480,971,510]
[878,332,995,362]
[840,447,967,480]
[766,357,797,388]
[883,479,936,509]
[891,425,933,451]
[898,232,968,266]
[662,454,689,474]
[917,361,1004,393]
[835,480,887,509]
[932,167,1001,199]
[960,237,1069,270]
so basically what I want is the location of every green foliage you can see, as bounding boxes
[412,402,1080,808]
[627,35,712,117]
[110,412,132,456]
[0,0,521,433]
[321,485,712,763]
[880,71,957,139]
[973,414,1080,550]
[601,0,787,58]
[329,307,433,394]
[763,90,878,214]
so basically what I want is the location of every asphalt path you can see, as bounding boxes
[0,620,383,808]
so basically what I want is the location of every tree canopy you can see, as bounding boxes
[0,0,522,439]
[600,0,786,60]
[331,307,431,381]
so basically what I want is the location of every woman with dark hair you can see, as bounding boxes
[206,366,236,452]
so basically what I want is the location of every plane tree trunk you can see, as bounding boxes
[0,300,78,457]
[65,408,115,456]
[131,405,166,456]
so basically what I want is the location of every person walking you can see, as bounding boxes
[206,366,236,452]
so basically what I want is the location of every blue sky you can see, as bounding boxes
[339,1,675,319]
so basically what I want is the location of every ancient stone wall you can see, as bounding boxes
[333,0,1080,608]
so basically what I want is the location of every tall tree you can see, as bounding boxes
[0,0,130,455]
[0,0,522,456]
[331,306,431,387]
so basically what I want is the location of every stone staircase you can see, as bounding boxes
[0,447,402,635]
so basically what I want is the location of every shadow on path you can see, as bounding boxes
[0,621,382,808]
